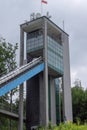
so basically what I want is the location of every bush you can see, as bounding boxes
[37,122,87,130]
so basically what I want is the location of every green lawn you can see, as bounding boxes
[37,122,87,130]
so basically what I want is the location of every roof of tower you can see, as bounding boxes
[20,16,69,36]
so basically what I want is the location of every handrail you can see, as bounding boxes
[0,57,42,85]
[0,102,18,114]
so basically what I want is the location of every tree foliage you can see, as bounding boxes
[0,39,18,76]
[72,80,87,123]
[0,38,18,129]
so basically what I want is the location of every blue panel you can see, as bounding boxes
[0,63,44,96]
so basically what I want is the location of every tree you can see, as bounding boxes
[0,38,18,76]
[0,38,18,100]
[72,80,87,123]
[0,38,18,130]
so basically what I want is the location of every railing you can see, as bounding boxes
[0,56,42,85]
[0,102,18,114]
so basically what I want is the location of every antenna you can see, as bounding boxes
[62,20,65,43]
[63,20,65,31]
[36,13,41,19]
[30,13,36,21]
[46,12,51,19]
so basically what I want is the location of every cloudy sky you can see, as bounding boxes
[0,0,87,88]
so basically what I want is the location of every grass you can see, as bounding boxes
[37,122,87,130]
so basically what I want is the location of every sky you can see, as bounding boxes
[0,0,87,88]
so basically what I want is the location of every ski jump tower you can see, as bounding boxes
[20,15,72,129]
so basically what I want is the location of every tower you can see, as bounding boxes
[20,16,72,129]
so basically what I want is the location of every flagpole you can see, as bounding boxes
[41,0,47,16]
[41,0,43,16]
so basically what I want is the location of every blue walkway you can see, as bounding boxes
[0,63,44,96]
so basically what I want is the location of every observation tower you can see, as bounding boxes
[20,14,72,129]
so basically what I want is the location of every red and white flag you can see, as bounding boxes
[42,0,47,4]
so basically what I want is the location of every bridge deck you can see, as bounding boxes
[0,109,26,122]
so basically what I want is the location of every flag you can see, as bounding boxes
[42,0,47,4]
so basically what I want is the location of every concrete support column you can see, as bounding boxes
[43,18,49,126]
[26,75,39,130]
[39,73,44,125]
[50,77,56,124]
[18,26,24,130]
[62,33,73,121]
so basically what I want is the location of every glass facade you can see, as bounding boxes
[26,30,63,75]
[26,29,43,53]
[47,36,64,74]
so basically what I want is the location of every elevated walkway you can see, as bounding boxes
[0,109,19,120]
[0,109,26,122]
[0,57,44,96]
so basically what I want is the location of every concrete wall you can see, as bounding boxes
[39,72,47,126]
[50,76,56,124]
[26,71,49,129]
[62,33,73,121]
[26,75,40,130]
